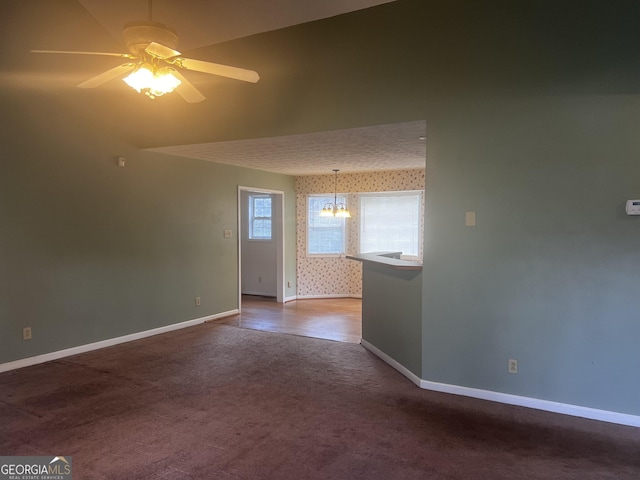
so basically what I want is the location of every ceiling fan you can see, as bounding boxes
[31,1,260,103]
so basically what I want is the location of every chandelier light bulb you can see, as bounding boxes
[148,69,181,97]
[123,64,154,93]
[320,169,351,218]
[335,205,351,218]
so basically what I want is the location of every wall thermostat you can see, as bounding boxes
[626,200,640,215]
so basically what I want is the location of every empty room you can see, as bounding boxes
[1,1,639,478]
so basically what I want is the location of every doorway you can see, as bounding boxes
[238,187,285,307]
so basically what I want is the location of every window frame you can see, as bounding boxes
[248,193,273,241]
[306,194,348,257]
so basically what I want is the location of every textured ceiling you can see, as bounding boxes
[147,120,426,176]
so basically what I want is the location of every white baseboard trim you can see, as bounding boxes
[0,310,238,374]
[361,339,640,428]
[283,295,298,303]
[296,294,362,300]
[360,339,422,387]
[420,379,640,428]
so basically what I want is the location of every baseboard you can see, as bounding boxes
[0,310,238,374]
[360,339,640,428]
[419,380,640,427]
[242,291,276,297]
[245,294,358,302]
[360,339,422,387]
[296,294,362,300]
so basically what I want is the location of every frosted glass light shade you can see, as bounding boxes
[123,65,181,98]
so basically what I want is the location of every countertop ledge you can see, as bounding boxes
[346,252,422,270]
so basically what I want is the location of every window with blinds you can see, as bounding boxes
[359,192,421,259]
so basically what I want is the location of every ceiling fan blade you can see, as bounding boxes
[77,64,136,89]
[177,57,260,83]
[32,49,133,58]
[145,42,181,59]
[171,70,206,103]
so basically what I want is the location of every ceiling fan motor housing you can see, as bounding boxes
[123,21,179,55]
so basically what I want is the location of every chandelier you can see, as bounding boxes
[320,169,351,218]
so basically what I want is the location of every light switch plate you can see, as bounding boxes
[465,211,476,227]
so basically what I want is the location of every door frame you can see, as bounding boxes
[237,186,285,308]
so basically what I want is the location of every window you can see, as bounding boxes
[307,195,347,255]
[249,194,272,240]
[360,192,422,259]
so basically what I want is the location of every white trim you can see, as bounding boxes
[238,186,284,195]
[0,310,238,374]
[419,380,640,428]
[296,294,362,300]
[361,339,640,428]
[238,186,286,305]
[360,339,422,386]
[283,295,298,303]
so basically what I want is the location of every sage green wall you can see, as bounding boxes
[422,95,640,415]
[361,264,422,376]
[0,91,296,364]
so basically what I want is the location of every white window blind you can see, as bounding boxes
[307,195,346,255]
[360,192,421,258]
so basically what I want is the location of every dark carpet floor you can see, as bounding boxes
[1,323,639,479]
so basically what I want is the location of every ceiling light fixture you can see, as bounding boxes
[320,169,351,218]
[121,0,180,100]
[123,63,181,99]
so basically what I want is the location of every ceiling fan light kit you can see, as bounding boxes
[32,9,259,103]
[122,63,181,99]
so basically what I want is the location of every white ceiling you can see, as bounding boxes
[147,121,426,176]
[77,0,423,176]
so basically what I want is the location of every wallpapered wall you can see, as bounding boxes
[295,169,425,297]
